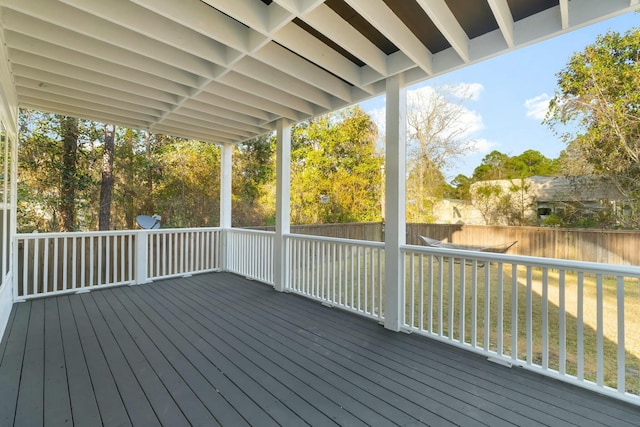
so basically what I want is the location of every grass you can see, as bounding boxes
[403,255,640,394]
[289,246,640,394]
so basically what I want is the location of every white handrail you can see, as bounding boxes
[226,228,274,285]
[286,234,384,320]
[401,243,640,406]
[15,227,222,299]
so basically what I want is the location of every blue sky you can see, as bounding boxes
[359,11,639,180]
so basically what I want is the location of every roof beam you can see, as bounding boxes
[172,105,269,134]
[416,0,470,63]
[16,77,163,118]
[487,0,515,48]
[199,82,303,123]
[17,87,158,123]
[20,96,152,130]
[5,32,192,98]
[1,9,200,87]
[233,57,334,110]
[559,0,570,29]
[160,114,255,140]
[219,72,318,117]
[301,4,388,76]
[13,66,173,112]
[154,119,240,143]
[58,0,231,66]
[130,0,252,54]
[252,42,354,103]
[0,0,219,78]
[9,51,181,105]
[191,91,273,124]
[344,0,433,75]
[149,124,233,145]
[273,23,364,87]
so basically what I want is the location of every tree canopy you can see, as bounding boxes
[546,28,640,227]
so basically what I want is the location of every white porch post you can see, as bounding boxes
[220,143,233,270]
[274,119,291,292]
[384,74,407,332]
[220,143,233,229]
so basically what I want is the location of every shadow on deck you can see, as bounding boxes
[0,272,638,426]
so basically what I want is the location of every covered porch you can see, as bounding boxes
[0,1,639,425]
[2,271,638,426]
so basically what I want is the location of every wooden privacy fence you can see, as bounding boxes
[407,224,640,266]
[256,222,640,266]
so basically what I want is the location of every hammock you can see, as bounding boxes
[418,235,517,254]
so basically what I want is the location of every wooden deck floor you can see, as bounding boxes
[0,272,638,426]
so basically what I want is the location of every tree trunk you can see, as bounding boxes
[145,131,154,214]
[98,124,115,230]
[60,116,78,232]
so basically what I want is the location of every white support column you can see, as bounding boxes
[384,74,407,332]
[220,143,233,229]
[274,119,291,292]
[219,143,233,271]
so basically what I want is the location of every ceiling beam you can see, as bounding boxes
[58,0,231,66]
[344,0,433,75]
[130,0,252,54]
[559,0,570,29]
[20,96,152,130]
[9,51,181,105]
[487,0,515,48]
[0,0,219,78]
[5,32,192,98]
[219,72,318,117]
[301,4,388,76]
[252,42,354,103]
[273,23,364,87]
[416,0,470,63]
[1,9,200,87]
[233,57,334,110]
[13,66,173,112]
[17,87,158,123]
[16,77,163,118]
[199,82,303,123]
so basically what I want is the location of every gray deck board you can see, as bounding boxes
[0,272,639,426]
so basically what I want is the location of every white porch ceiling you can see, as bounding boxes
[0,0,637,144]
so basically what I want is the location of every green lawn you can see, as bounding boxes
[403,255,640,394]
[289,247,640,394]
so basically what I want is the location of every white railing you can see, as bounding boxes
[147,228,221,281]
[286,234,384,320]
[15,228,222,299]
[225,228,274,285]
[13,226,640,405]
[15,230,137,299]
[401,244,640,405]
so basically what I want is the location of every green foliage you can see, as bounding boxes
[232,134,276,226]
[153,140,221,228]
[471,149,559,181]
[546,28,640,227]
[290,106,383,224]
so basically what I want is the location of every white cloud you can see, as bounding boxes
[442,82,484,101]
[524,93,551,121]
[466,138,496,154]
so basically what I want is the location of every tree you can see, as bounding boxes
[290,107,383,224]
[153,139,221,227]
[232,134,276,226]
[59,116,79,231]
[405,84,480,222]
[98,124,115,230]
[546,28,640,227]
